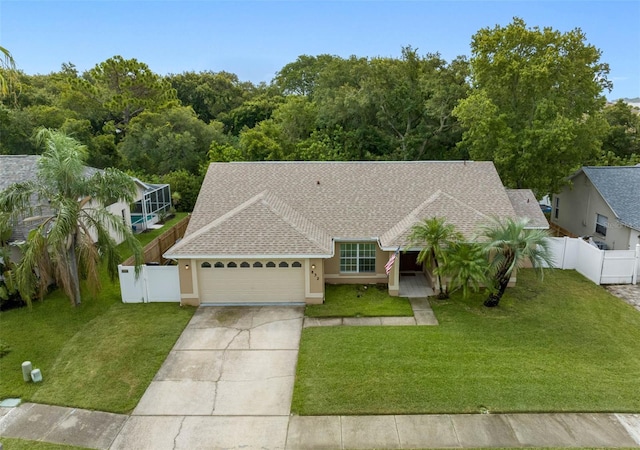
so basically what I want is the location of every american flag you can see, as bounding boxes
[385,247,400,275]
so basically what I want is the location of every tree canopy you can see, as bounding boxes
[1,24,634,209]
[454,17,612,196]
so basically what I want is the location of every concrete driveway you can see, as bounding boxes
[110,306,304,450]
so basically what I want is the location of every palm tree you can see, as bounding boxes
[0,46,17,100]
[0,129,143,306]
[439,242,489,299]
[408,217,462,299]
[480,217,553,307]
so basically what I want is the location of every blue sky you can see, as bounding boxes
[1,1,639,100]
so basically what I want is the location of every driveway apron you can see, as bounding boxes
[111,305,304,450]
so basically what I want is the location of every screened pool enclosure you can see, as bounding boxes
[130,182,172,232]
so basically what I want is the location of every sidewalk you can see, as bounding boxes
[2,302,640,449]
[0,402,127,449]
[2,403,640,449]
[287,413,640,449]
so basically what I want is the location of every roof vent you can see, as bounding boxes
[316,180,320,185]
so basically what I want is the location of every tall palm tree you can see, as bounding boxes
[0,129,143,306]
[439,242,489,299]
[480,217,553,307]
[408,217,462,299]
[0,46,17,100]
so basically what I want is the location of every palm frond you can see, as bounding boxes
[89,168,137,205]
[7,130,144,306]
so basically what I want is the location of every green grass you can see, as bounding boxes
[0,219,194,413]
[305,284,413,317]
[130,212,188,249]
[292,269,640,415]
[0,438,90,449]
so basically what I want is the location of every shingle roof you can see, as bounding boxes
[172,191,333,257]
[506,189,549,229]
[0,155,102,191]
[166,161,519,258]
[581,166,640,231]
[0,155,105,241]
[0,155,42,191]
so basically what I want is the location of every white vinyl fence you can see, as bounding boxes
[546,237,639,285]
[118,265,180,303]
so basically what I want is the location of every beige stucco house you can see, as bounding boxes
[164,161,547,306]
[551,166,640,250]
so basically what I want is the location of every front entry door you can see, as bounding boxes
[400,251,423,272]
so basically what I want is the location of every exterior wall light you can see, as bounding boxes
[185,264,190,270]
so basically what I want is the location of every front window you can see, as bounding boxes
[595,214,608,236]
[340,243,376,273]
[554,197,560,220]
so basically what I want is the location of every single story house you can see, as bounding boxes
[164,161,547,306]
[551,165,640,250]
[0,155,171,257]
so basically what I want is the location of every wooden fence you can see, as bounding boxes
[122,215,190,266]
[548,222,578,238]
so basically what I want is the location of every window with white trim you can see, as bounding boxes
[340,243,376,273]
[595,214,608,236]
[554,197,560,219]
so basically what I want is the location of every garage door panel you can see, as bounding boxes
[198,260,304,303]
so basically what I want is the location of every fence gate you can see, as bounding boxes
[547,238,639,285]
[118,265,180,303]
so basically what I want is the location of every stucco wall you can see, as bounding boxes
[307,258,324,304]
[105,200,132,245]
[324,243,389,284]
[552,173,633,250]
[179,259,200,306]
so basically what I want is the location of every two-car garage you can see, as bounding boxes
[197,259,305,303]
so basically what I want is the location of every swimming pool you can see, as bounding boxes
[131,214,155,225]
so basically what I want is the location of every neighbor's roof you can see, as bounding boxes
[166,161,519,258]
[0,155,42,191]
[0,155,102,191]
[580,165,640,231]
[506,189,549,229]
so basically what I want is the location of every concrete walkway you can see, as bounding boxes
[286,413,640,448]
[2,404,640,449]
[2,304,640,449]
[111,306,303,450]
[607,283,640,312]
[399,272,434,298]
[0,402,127,448]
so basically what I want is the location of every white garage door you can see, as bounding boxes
[198,259,305,303]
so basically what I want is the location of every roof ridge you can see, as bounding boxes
[439,191,492,220]
[168,191,269,254]
[380,191,495,247]
[259,191,333,253]
[380,190,444,246]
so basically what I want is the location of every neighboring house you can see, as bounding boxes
[164,161,547,306]
[0,155,171,250]
[130,178,173,232]
[551,165,640,250]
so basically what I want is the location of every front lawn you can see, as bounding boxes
[292,270,640,415]
[0,217,194,413]
[305,284,413,317]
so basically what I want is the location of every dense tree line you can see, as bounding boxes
[1,18,638,208]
